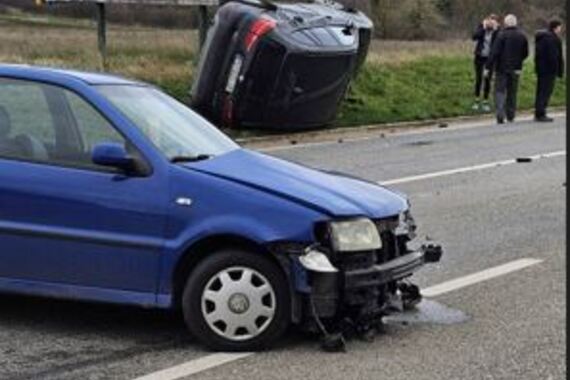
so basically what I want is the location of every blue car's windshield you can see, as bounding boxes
[97,85,238,161]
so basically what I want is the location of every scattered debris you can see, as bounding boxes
[338,138,344,144]
[438,122,449,128]
[516,157,533,163]
[321,333,347,353]
[290,140,298,145]
[407,140,433,147]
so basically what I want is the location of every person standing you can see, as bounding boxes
[472,14,500,112]
[534,19,564,122]
[485,14,529,124]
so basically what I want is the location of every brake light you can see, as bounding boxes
[244,18,276,51]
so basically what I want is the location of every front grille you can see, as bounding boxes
[340,251,376,271]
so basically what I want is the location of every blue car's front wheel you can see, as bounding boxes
[182,249,290,351]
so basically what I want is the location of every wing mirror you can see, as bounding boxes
[92,142,138,173]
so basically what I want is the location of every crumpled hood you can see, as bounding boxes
[184,149,408,218]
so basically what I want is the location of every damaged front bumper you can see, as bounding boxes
[295,243,443,319]
[343,244,442,290]
[267,212,444,339]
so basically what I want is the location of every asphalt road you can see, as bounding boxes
[0,115,566,380]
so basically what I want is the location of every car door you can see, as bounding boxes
[0,78,168,304]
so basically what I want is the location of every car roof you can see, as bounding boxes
[0,64,145,86]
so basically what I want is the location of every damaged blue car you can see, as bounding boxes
[0,65,442,351]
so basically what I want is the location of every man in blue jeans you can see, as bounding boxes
[485,14,529,124]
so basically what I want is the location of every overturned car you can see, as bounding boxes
[191,0,373,130]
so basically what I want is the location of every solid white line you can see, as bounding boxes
[422,258,543,297]
[131,258,543,380]
[379,150,566,185]
[132,353,253,380]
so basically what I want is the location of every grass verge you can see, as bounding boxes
[337,55,566,127]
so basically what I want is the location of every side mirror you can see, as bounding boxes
[92,142,136,173]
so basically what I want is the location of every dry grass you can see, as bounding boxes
[0,12,196,98]
[0,12,477,101]
[367,39,472,65]
[0,11,472,76]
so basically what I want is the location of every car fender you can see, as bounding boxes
[156,165,325,303]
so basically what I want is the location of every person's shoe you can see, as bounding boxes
[497,117,505,124]
[471,100,481,111]
[481,101,491,113]
[535,116,554,122]
[507,117,515,123]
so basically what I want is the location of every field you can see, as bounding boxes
[0,9,566,133]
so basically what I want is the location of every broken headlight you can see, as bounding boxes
[329,218,382,252]
[395,210,417,239]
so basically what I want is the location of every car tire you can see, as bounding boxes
[182,249,290,351]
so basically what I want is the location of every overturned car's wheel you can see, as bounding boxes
[182,250,290,351]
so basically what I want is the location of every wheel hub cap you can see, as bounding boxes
[201,266,276,341]
[228,293,250,314]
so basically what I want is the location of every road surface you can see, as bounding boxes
[0,115,565,380]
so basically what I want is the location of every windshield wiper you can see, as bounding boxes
[170,154,214,163]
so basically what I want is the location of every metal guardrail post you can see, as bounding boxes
[95,1,108,71]
[198,5,209,50]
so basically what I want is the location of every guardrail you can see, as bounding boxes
[37,0,219,69]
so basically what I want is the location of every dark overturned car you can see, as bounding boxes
[191,0,373,130]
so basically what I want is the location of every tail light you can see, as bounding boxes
[244,18,276,51]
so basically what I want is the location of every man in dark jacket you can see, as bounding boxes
[485,14,529,124]
[472,14,500,112]
[534,19,564,122]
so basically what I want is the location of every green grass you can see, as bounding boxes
[336,56,566,127]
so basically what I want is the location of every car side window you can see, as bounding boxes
[0,78,129,171]
[0,79,56,162]
[64,90,125,153]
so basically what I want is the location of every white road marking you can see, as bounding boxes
[379,150,566,185]
[132,353,254,380]
[132,258,543,380]
[422,258,543,297]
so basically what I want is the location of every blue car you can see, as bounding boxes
[0,65,441,351]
